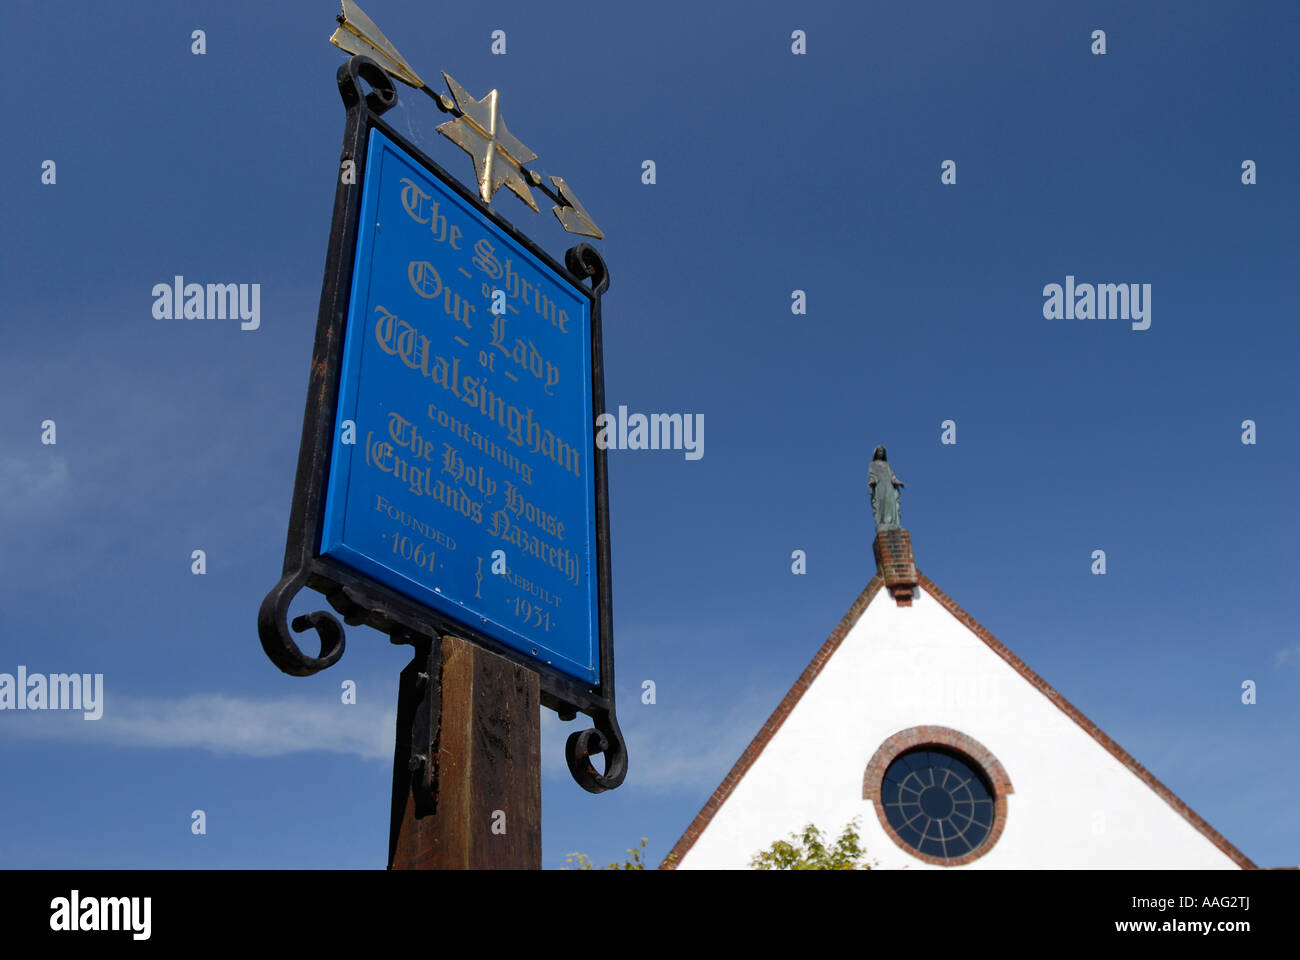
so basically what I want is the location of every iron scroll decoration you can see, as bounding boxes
[257,55,626,794]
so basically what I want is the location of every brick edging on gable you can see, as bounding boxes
[658,576,886,869]
[916,572,1258,870]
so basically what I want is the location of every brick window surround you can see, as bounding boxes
[863,725,1014,867]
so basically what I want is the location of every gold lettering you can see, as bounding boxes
[487,510,581,585]
[400,178,432,224]
[473,237,502,279]
[374,305,399,354]
[375,320,580,478]
[409,260,442,300]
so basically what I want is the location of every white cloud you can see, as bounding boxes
[0,455,69,517]
[0,692,394,761]
[1275,645,1300,668]
[541,687,776,795]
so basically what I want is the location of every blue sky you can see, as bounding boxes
[2,0,1297,869]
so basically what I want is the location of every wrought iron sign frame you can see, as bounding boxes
[257,55,625,794]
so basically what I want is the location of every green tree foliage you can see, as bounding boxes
[562,822,878,871]
[748,819,876,870]
[564,837,649,870]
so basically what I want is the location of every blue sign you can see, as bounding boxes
[321,128,598,684]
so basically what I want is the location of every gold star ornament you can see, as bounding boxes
[436,72,540,212]
[327,1,602,236]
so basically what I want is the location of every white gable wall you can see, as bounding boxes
[677,584,1241,869]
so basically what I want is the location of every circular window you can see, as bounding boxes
[863,727,1013,866]
[881,749,994,859]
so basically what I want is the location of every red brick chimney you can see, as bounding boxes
[873,528,918,606]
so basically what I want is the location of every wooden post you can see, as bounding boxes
[388,634,542,869]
